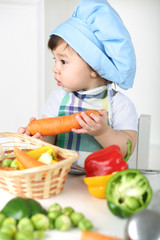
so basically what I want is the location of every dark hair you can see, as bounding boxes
[48,35,64,51]
[48,35,112,84]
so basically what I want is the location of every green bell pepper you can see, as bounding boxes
[105,169,152,218]
[1,197,47,221]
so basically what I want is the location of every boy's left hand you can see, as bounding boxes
[71,109,108,136]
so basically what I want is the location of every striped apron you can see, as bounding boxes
[55,86,109,166]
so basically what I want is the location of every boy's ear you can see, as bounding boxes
[90,70,98,78]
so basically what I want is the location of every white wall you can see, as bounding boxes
[44,0,79,99]
[45,0,160,168]
[0,0,45,131]
[1,1,159,167]
[110,0,160,169]
[110,0,160,143]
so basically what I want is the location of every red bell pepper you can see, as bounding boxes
[84,143,130,177]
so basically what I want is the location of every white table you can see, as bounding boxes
[1,171,159,240]
[0,174,128,240]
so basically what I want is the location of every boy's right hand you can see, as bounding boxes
[18,117,43,140]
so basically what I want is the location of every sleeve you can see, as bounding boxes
[42,88,66,117]
[110,92,138,131]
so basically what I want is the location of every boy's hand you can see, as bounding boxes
[18,117,43,139]
[71,109,108,136]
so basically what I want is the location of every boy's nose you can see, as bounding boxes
[53,64,60,74]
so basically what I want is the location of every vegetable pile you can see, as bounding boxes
[0,197,93,240]
[83,142,131,199]
[0,146,57,171]
[83,141,152,218]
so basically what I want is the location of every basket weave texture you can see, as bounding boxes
[0,132,79,199]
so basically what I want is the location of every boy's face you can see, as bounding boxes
[52,40,102,92]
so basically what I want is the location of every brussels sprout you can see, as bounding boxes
[61,207,74,216]
[48,203,62,212]
[0,232,12,240]
[15,230,34,240]
[31,213,49,230]
[0,213,6,227]
[0,224,17,237]
[33,230,45,240]
[10,159,18,169]
[48,219,55,230]
[47,210,61,221]
[70,212,84,226]
[78,218,93,231]
[47,210,61,229]
[17,218,34,232]
[1,159,12,167]
[2,217,17,226]
[55,215,71,231]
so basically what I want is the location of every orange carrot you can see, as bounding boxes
[0,167,17,171]
[13,147,45,169]
[27,110,100,136]
[81,231,126,240]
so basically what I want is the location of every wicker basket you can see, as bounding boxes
[0,132,79,199]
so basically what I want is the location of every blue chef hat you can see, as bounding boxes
[50,0,136,90]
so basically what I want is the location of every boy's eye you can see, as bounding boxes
[61,60,66,64]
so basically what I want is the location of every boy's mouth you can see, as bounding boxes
[57,81,62,86]
[55,78,62,86]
